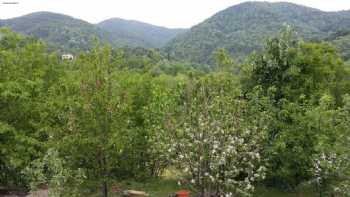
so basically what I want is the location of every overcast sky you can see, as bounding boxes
[0,0,349,28]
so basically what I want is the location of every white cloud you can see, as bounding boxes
[0,0,349,28]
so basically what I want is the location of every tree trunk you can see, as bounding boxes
[99,151,108,197]
[102,180,108,197]
[101,57,113,197]
[101,155,108,197]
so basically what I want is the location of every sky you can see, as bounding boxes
[0,0,349,28]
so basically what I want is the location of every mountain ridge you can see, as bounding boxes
[0,11,112,52]
[97,17,186,48]
[0,11,186,51]
[1,2,349,63]
[164,1,350,64]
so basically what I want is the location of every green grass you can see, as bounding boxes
[254,187,317,197]
[90,179,318,197]
[89,169,317,197]
[111,179,183,197]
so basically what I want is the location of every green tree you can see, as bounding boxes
[243,27,347,104]
[48,44,127,197]
[214,48,236,72]
[0,29,60,187]
[309,95,350,196]
[242,27,350,189]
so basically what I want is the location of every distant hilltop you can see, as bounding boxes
[0,2,349,64]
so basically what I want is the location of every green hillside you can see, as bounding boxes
[0,12,186,52]
[327,28,350,61]
[164,2,350,64]
[97,18,186,48]
[1,3,349,63]
[0,12,112,52]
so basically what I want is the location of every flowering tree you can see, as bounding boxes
[312,152,350,196]
[334,95,350,196]
[309,95,350,196]
[167,75,269,197]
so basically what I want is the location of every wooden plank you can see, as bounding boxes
[126,190,149,196]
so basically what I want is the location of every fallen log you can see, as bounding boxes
[124,190,149,196]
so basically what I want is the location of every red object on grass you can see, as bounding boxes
[176,190,190,197]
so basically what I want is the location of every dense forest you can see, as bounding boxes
[1,2,350,197]
[0,12,113,52]
[0,12,185,52]
[97,18,186,48]
[2,2,350,66]
[0,12,186,52]
[165,2,350,64]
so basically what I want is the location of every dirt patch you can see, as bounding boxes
[25,190,48,197]
[0,188,27,197]
[0,188,48,197]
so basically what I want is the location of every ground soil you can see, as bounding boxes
[0,188,48,197]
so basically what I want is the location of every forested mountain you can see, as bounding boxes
[0,12,186,52]
[0,12,112,52]
[97,18,187,48]
[326,28,350,61]
[1,2,349,63]
[164,2,350,64]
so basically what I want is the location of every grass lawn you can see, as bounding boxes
[254,187,317,197]
[97,179,317,197]
[89,169,318,197]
